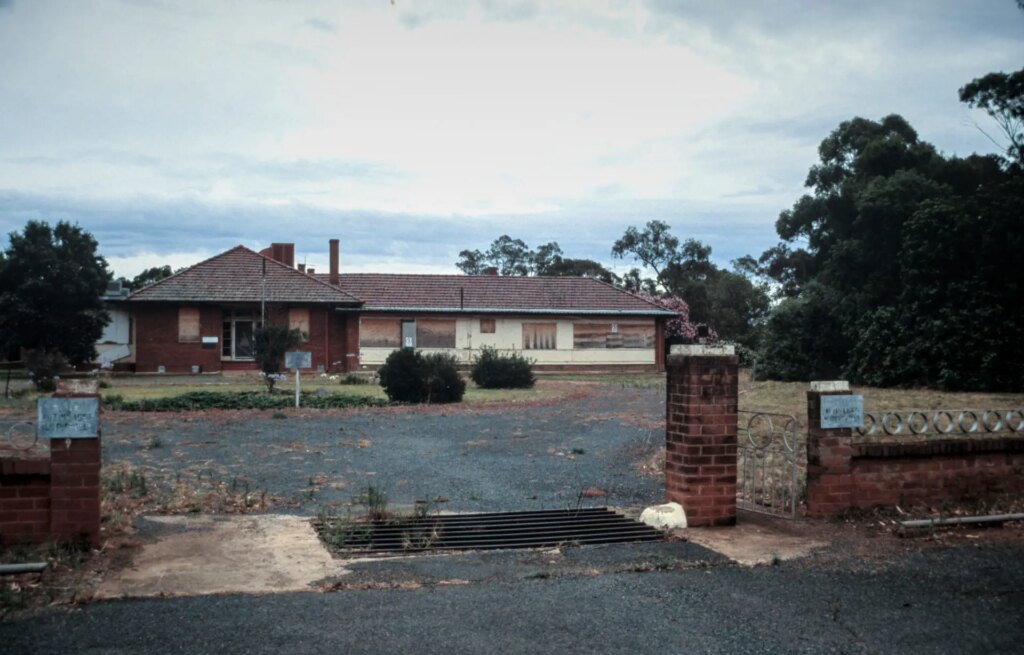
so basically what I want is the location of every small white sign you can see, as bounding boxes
[285,351,312,370]
[820,395,864,429]
[38,397,99,439]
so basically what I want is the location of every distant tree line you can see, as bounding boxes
[457,65,1024,391]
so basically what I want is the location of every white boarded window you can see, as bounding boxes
[178,307,200,343]
[416,319,456,348]
[573,322,655,349]
[360,318,402,347]
[289,308,310,341]
[523,323,557,350]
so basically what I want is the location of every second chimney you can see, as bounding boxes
[329,239,340,285]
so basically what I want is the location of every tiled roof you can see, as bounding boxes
[127,246,361,304]
[324,273,673,315]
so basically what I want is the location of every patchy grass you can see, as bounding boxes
[740,380,1024,432]
[0,541,94,617]
[96,373,571,410]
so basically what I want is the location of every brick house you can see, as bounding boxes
[119,240,673,374]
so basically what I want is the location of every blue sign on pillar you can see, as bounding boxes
[37,397,99,439]
[820,395,864,429]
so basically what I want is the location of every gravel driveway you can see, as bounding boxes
[101,383,666,514]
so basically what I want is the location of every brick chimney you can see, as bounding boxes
[329,239,340,285]
[484,266,498,276]
[267,243,295,268]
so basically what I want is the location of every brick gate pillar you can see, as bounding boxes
[665,345,738,527]
[805,381,854,517]
[49,382,102,546]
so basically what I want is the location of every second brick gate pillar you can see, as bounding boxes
[665,345,739,526]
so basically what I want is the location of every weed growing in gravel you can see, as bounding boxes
[357,485,390,522]
[103,469,148,499]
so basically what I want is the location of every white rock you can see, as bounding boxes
[639,502,687,531]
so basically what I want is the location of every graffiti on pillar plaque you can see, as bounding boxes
[820,395,864,429]
[37,397,99,438]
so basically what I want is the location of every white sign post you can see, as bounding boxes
[285,351,312,408]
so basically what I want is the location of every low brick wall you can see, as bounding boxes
[848,439,1024,509]
[0,458,52,544]
[806,387,1024,515]
[0,439,101,546]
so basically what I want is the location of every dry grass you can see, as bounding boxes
[740,377,1024,433]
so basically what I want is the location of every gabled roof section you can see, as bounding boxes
[127,246,362,304]
[321,273,673,315]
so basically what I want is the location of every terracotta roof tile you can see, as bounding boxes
[127,246,361,304]
[324,273,671,315]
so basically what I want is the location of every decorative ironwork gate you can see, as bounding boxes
[0,419,36,451]
[737,410,801,518]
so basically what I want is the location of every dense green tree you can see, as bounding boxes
[456,236,617,282]
[531,242,563,275]
[959,67,1024,167]
[0,221,111,389]
[612,221,769,346]
[128,265,174,291]
[543,257,616,283]
[755,105,1024,389]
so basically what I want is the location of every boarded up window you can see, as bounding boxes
[360,318,401,347]
[574,323,655,349]
[289,308,310,341]
[417,319,456,348]
[178,307,200,343]
[523,323,557,350]
[480,318,496,334]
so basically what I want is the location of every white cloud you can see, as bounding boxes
[0,0,1020,276]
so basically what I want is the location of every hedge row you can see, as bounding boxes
[103,391,389,412]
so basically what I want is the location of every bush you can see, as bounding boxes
[377,349,465,403]
[754,284,849,382]
[470,346,535,389]
[104,391,388,412]
[253,325,303,392]
[421,352,466,403]
[23,349,66,392]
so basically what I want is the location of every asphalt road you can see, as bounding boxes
[4,540,1022,654]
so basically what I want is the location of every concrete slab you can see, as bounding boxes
[95,514,347,599]
[684,513,828,566]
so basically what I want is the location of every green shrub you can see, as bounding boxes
[421,352,466,403]
[104,390,388,412]
[377,349,465,403]
[339,373,370,385]
[254,325,303,392]
[470,346,535,389]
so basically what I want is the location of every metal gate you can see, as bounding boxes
[737,410,802,518]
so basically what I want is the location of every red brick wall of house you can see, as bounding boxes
[133,303,223,373]
[132,303,357,373]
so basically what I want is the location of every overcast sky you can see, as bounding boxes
[0,0,1021,278]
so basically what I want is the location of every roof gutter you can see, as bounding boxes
[334,306,675,317]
